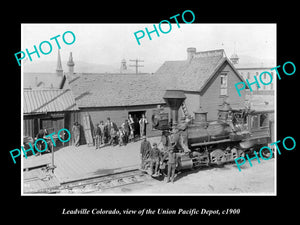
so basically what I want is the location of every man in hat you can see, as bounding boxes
[105,117,117,145]
[149,142,161,176]
[140,136,151,170]
[128,114,135,142]
[72,122,81,147]
[139,114,148,138]
[122,119,130,145]
[99,121,105,145]
[93,123,101,149]
[162,147,178,183]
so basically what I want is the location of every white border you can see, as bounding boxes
[20,23,277,197]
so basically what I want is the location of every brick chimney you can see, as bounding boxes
[187,47,196,62]
[67,52,75,75]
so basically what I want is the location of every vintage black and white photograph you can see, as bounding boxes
[21,23,276,195]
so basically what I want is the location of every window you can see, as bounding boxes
[251,115,259,129]
[250,113,269,130]
[220,74,228,96]
[259,113,269,127]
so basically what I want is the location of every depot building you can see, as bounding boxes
[23,47,247,144]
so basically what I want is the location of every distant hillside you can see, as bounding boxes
[23,61,120,73]
[235,55,276,68]
[22,55,273,74]
[23,60,161,74]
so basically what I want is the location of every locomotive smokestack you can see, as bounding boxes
[163,90,186,126]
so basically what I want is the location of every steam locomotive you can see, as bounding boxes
[144,90,274,175]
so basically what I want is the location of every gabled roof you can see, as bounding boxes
[23,89,78,114]
[199,57,249,94]
[68,73,166,108]
[155,49,247,93]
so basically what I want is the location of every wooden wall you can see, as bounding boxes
[23,111,79,146]
[200,63,246,121]
[79,104,167,138]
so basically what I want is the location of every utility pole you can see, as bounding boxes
[129,59,144,74]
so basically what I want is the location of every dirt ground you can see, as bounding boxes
[101,157,275,195]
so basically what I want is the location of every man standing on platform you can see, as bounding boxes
[122,119,130,145]
[128,114,135,142]
[72,122,81,147]
[140,136,151,170]
[94,123,101,149]
[105,117,117,145]
[99,121,105,145]
[139,114,148,138]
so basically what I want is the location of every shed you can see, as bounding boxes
[23,89,79,143]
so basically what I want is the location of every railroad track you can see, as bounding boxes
[32,169,149,194]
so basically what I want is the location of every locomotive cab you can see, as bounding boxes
[239,109,274,151]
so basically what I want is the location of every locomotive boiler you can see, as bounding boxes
[150,90,274,173]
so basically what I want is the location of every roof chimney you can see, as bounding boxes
[187,47,196,62]
[67,52,75,75]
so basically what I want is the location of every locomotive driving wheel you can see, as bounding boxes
[260,147,272,159]
[237,149,245,158]
[210,149,225,165]
[235,149,245,164]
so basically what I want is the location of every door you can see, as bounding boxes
[81,112,93,146]
[128,110,146,138]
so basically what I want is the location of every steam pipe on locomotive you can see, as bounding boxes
[148,90,274,176]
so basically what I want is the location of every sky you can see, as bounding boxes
[21,23,276,73]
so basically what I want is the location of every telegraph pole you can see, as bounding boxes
[129,59,144,74]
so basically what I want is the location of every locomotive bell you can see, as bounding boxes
[163,90,186,126]
[218,101,232,121]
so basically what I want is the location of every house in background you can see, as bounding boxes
[228,51,275,107]
[155,47,248,121]
[23,50,67,90]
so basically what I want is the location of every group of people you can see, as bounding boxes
[35,115,181,183]
[92,115,148,149]
[140,133,179,183]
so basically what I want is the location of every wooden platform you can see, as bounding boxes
[22,136,161,188]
